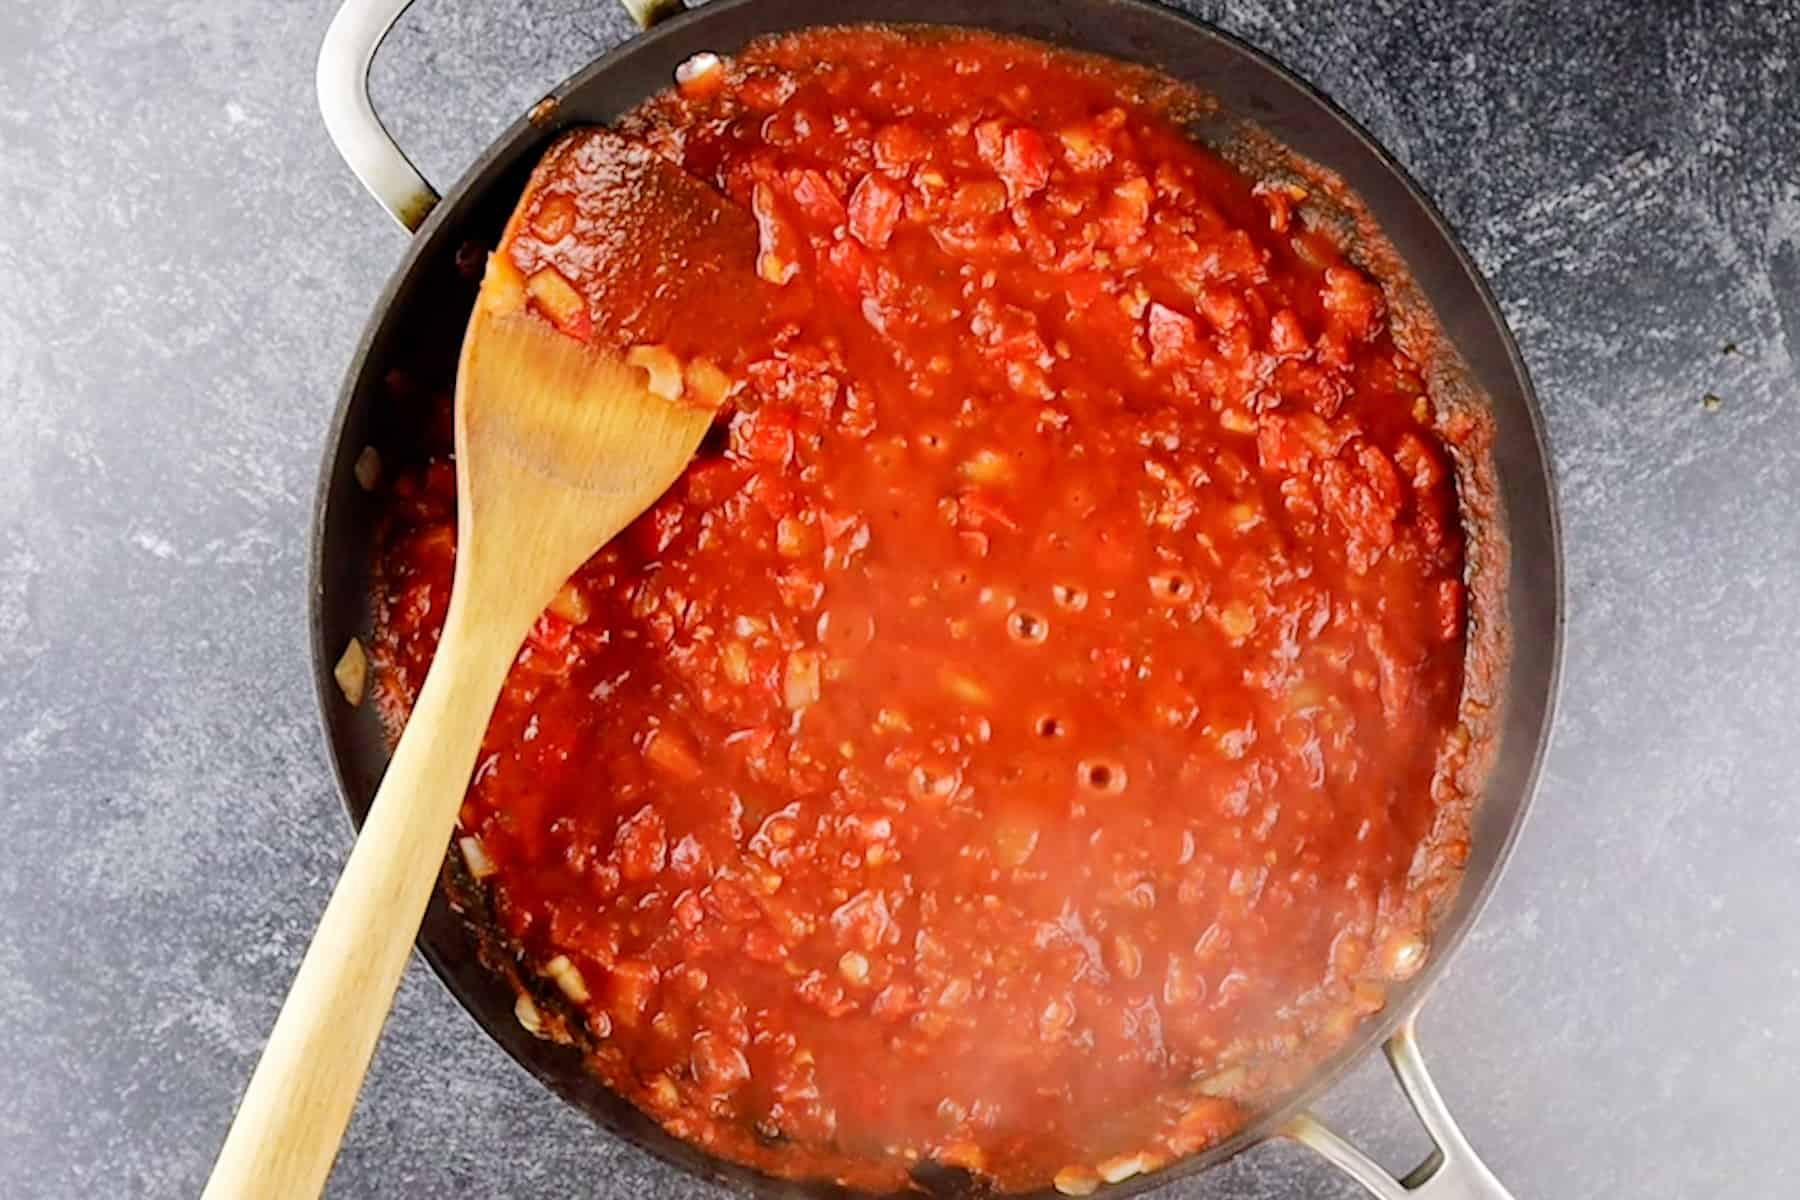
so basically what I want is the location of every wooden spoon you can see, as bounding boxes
[206,130,758,1199]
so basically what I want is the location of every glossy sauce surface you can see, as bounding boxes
[373,27,1488,1194]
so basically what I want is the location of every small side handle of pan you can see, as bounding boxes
[316,0,687,233]
[1285,1014,1516,1200]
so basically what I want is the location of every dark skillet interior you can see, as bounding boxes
[308,1,1561,1195]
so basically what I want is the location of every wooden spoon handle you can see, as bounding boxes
[203,606,528,1199]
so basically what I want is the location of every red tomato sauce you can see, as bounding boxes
[371,27,1491,1195]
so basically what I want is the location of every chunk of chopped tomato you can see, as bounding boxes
[1147,302,1201,367]
[788,167,848,228]
[847,173,905,250]
[1000,128,1052,197]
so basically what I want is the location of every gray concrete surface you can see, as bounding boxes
[3,0,1797,1196]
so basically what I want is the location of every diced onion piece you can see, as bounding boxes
[1040,995,1075,1040]
[1322,1004,1359,1040]
[683,357,732,409]
[548,581,592,625]
[1383,932,1428,981]
[1057,123,1113,174]
[839,950,870,985]
[784,649,822,710]
[939,667,991,707]
[1216,602,1255,640]
[524,266,584,328]
[1097,1153,1152,1184]
[994,817,1039,868]
[1110,935,1143,980]
[353,445,381,492]
[959,448,1014,484]
[759,252,795,285]
[333,638,367,706]
[1169,1096,1240,1155]
[626,343,686,402]
[543,954,590,1003]
[1219,408,1256,435]
[458,835,498,881]
[951,180,1007,219]
[1058,125,1095,155]
[1288,680,1326,712]
[645,727,704,782]
[1053,1166,1100,1197]
[530,194,576,242]
[776,516,815,558]
[514,992,544,1036]
[481,253,526,316]
[648,1074,681,1110]
[675,52,720,83]
[675,51,725,99]
[1197,1064,1247,1098]
[721,641,751,685]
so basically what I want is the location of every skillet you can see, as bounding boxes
[310,1,1563,1195]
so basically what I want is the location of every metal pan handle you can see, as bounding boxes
[316,0,685,232]
[1286,1014,1515,1200]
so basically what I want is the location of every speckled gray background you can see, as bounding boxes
[2,0,1797,1196]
